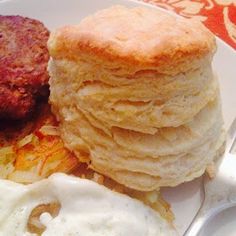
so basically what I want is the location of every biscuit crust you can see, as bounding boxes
[48,5,216,75]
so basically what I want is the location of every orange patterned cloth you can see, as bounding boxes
[142,0,236,49]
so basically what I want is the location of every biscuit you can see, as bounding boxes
[48,6,224,190]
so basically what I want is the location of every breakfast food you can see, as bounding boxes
[0,173,176,235]
[0,12,174,231]
[0,15,49,119]
[0,103,174,224]
[0,103,79,182]
[48,5,225,191]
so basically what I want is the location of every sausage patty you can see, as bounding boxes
[0,15,50,119]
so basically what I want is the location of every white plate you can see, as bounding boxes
[1,0,235,234]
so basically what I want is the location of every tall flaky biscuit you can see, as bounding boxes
[48,5,224,191]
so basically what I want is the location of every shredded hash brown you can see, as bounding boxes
[0,102,78,182]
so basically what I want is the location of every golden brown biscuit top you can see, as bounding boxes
[48,5,216,73]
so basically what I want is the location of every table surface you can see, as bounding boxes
[142,0,236,50]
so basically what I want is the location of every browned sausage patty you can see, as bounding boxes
[0,15,50,119]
